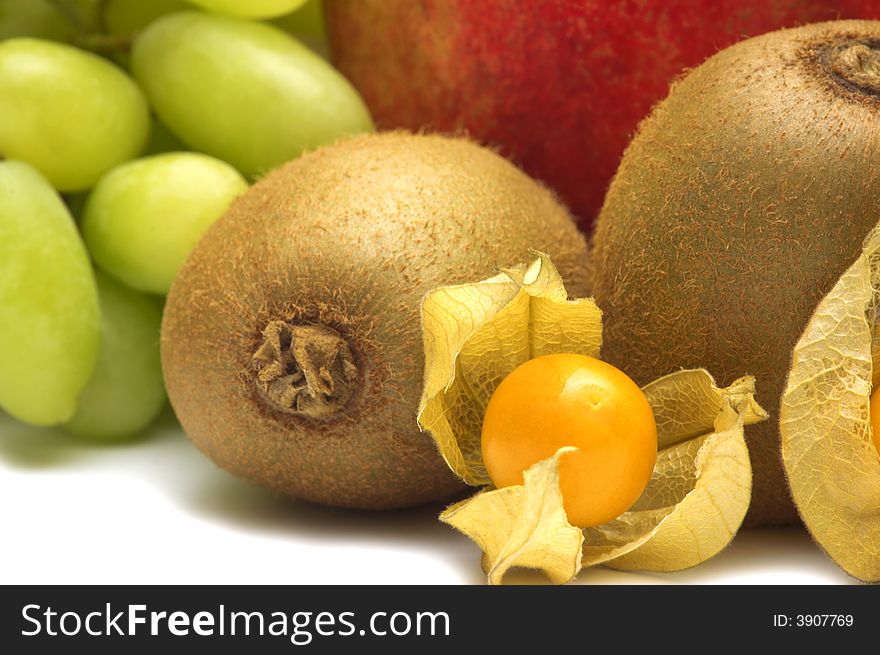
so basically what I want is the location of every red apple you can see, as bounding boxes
[326,0,879,230]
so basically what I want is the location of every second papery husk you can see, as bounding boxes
[781,227,880,582]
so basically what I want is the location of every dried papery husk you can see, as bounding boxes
[418,252,602,486]
[582,373,764,572]
[440,371,764,583]
[420,255,767,584]
[441,447,584,585]
[780,227,880,582]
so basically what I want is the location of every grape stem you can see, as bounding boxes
[93,0,111,34]
[47,0,132,55]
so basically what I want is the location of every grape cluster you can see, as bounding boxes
[0,0,373,439]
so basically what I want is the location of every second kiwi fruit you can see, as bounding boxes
[589,20,880,526]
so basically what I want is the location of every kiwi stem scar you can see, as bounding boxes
[252,321,359,420]
[824,40,880,96]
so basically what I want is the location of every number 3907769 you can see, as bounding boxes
[799,615,854,627]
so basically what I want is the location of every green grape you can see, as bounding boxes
[103,0,189,37]
[63,272,166,440]
[0,161,100,426]
[0,38,149,192]
[183,0,306,19]
[83,152,248,294]
[131,11,373,179]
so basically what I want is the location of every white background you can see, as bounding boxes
[0,409,856,585]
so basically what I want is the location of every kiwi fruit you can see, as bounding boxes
[161,131,590,510]
[589,20,880,527]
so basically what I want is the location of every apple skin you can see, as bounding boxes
[326,0,879,230]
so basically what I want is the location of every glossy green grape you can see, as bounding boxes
[0,38,149,191]
[131,11,373,179]
[63,272,166,440]
[0,161,100,426]
[184,0,306,19]
[83,152,248,294]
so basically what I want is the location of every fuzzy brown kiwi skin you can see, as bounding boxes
[588,20,880,527]
[161,131,591,511]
